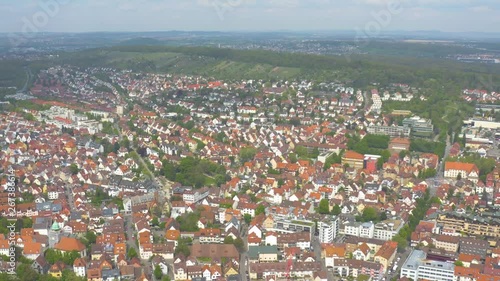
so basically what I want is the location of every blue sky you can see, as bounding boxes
[0,0,499,33]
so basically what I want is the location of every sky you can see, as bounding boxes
[0,0,499,34]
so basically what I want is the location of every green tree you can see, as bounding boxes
[295,146,309,158]
[69,164,79,175]
[331,204,342,215]
[151,217,159,226]
[318,199,330,214]
[128,247,138,259]
[154,265,163,280]
[255,205,266,216]
[239,147,257,162]
[16,263,39,281]
[223,236,234,244]
[234,237,245,251]
[243,214,252,224]
[454,261,464,267]
[361,207,378,222]
[175,237,191,257]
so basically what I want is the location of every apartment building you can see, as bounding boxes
[319,216,339,244]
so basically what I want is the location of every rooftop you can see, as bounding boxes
[402,249,455,272]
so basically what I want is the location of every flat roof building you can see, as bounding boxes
[400,249,454,281]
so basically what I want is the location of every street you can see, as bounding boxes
[239,223,249,281]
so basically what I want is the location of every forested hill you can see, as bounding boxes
[57,45,500,90]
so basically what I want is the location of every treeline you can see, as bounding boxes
[348,134,391,163]
[104,45,500,89]
[392,190,440,252]
[410,139,446,158]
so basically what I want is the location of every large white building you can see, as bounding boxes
[400,250,455,281]
[344,222,374,239]
[373,220,403,241]
[318,216,339,244]
[182,187,209,205]
[444,162,479,183]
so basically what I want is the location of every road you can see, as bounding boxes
[18,67,33,93]
[239,223,249,281]
[385,247,413,281]
[113,122,172,205]
[64,183,76,211]
[428,133,453,196]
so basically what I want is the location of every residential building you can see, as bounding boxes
[373,220,403,241]
[373,241,398,271]
[248,245,279,263]
[318,216,339,244]
[342,151,365,170]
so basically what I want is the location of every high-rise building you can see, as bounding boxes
[319,216,339,244]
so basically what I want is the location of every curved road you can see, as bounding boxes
[19,67,33,93]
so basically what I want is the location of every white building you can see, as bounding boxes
[319,216,339,244]
[400,250,455,281]
[182,187,209,205]
[344,221,375,238]
[373,221,403,241]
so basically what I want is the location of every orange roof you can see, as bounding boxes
[458,253,482,263]
[23,241,42,255]
[445,162,478,173]
[165,229,180,240]
[454,266,480,277]
[390,138,410,145]
[54,237,86,252]
[375,241,397,260]
[344,150,364,160]
[324,245,345,257]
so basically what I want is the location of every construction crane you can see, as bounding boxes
[285,254,293,281]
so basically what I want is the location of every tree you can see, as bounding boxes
[239,147,257,163]
[151,216,159,226]
[85,231,97,245]
[161,276,171,281]
[361,207,378,222]
[243,214,252,224]
[16,263,39,281]
[69,164,79,175]
[223,236,234,244]
[128,247,138,259]
[399,150,409,159]
[255,205,266,216]
[331,204,342,215]
[234,237,245,251]
[454,261,464,267]
[154,265,163,280]
[318,199,330,214]
[175,237,191,257]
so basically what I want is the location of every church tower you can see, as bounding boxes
[48,220,61,248]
